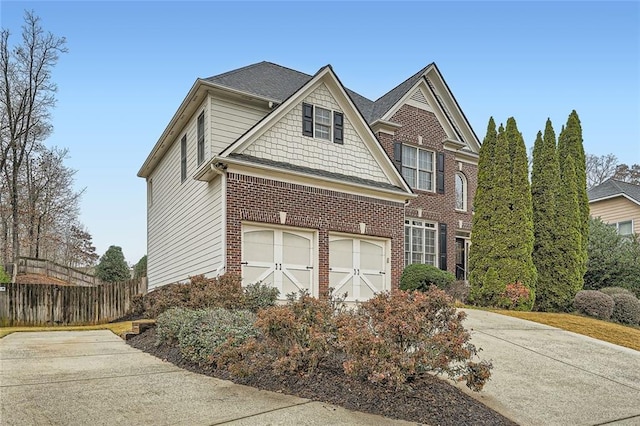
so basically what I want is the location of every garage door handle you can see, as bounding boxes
[379,271,385,275]
[306,266,313,269]
[240,262,248,265]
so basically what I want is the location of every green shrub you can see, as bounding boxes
[336,287,492,391]
[400,264,455,292]
[573,290,614,320]
[156,307,259,365]
[156,307,207,346]
[599,287,636,298]
[610,294,640,325]
[243,282,279,312]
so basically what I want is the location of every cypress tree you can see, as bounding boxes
[501,118,536,308]
[470,118,536,309]
[558,110,587,289]
[531,120,563,311]
[469,118,498,304]
[554,155,584,308]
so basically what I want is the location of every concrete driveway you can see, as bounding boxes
[1,312,639,426]
[461,309,640,426]
[0,330,411,426]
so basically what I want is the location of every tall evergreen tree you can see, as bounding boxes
[531,120,563,311]
[558,110,587,289]
[469,118,499,304]
[95,245,130,283]
[554,155,584,308]
[470,118,536,309]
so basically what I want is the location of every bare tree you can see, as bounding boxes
[0,11,67,261]
[586,153,618,188]
[24,146,84,259]
[613,163,640,185]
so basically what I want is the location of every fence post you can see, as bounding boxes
[0,283,9,326]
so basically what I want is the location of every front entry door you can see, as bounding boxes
[455,238,467,281]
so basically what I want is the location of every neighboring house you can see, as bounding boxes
[588,179,640,236]
[138,61,480,300]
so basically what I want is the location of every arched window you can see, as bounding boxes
[455,172,467,211]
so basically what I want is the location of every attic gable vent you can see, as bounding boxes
[410,89,429,105]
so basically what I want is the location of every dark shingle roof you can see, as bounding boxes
[204,61,428,124]
[368,64,432,122]
[205,61,312,102]
[588,179,640,204]
[228,154,404,192]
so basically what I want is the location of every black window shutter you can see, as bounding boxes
[436,152,445,194]
[333,112,344,144]
[439,223,447,271]
[302,103,313,136]
[393,142,403,171]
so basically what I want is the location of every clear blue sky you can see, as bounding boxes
[2,1,639,265]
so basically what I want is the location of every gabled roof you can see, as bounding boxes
[214,64,413,196]
[205,62,311,103]
[368,64,432,123]
[588,179,640,206]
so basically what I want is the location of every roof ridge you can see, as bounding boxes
[373,63,433,103]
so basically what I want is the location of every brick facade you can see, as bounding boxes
[377,104,478,277]
[225,173,405,295]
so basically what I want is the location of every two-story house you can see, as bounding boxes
[588,178,640,236]
[137,61,480,300]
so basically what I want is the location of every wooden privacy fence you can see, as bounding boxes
[17,257,100,286]
[0,278,147,326]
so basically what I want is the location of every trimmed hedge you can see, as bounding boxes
[610,294,640,325]
[573,290,614,320]
[599,287,636,298]
[400,264,455,292]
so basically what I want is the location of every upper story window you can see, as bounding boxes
[394,143,444,193]
[197,111,205,165]
[302,103,343,144]
[402,145,434,191]
[455,172,467,211]
[180,135,187,183]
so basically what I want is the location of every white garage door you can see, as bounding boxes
[242,225,315,298]
[329,234,389,301]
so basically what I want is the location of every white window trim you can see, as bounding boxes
[402,145,435,192]
[314,106,332,141]
[404,218,438,267]
[455,172,467,212]
[614,220,634,236]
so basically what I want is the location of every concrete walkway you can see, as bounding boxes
[461,309,640,426]
[0,330,412,426]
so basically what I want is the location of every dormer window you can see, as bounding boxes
[302,103,344,144]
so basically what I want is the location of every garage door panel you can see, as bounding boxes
[244,230,274,263]
[243,265,274,286]
[329,234,389,302]
[242,225,315,298]
[360,241,384,271]
[282,232,311,266]
[329,239,353,269]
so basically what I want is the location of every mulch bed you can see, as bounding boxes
[127,328,517,426]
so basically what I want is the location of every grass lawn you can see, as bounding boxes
[0,322,134,339]
[491,310,640,352]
